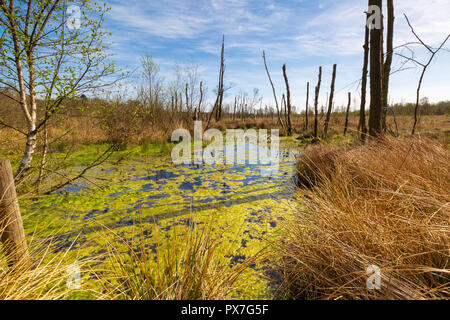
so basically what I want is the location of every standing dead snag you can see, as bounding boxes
[397,14,450,135]
[193,81,203,121]
[0,160,28,266]
[263,51,285,130]
[382,0,395,131]
[185,83,190,114]
[359,7,370,142]
[314,66,322,139]
[344,92,351,135]
[304,82,310,131]
[282,64,293,136]
[206,35,226,131]
[368,0,384,137]
[323,64,337,138]
[216,35,225,122]
[282,94,287,130]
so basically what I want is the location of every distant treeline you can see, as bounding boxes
[331,100,450,117]
[389,100,450,116]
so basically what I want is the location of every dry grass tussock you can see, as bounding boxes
[0,237,92,300]
[278,136,449,300]
[96,217,262,300]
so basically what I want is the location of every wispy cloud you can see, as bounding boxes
[104,0,450,106]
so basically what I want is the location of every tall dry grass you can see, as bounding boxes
[96,218,261,300]
[0,239,90,300]
[277,136,449,300]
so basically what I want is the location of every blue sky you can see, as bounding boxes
[103,0,450,110]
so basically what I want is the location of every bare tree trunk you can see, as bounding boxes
[197,81,203,120]
[344,92,351,135]
[185,83,190,115]
[215,35,225,122]
[282,64,293,136]
[174,93,178,113]
[314,66,322,139]
[304,82,310,131]
[323,64,337,138]
[282,94,287,131]
[206,96,219,131]
[263,51,285,130]
[359,9,370,142]
[207,37,226,130]
[369,0,384,137]
[390,106,399,137]
[382,0,394,132]
[400,15,450,135]
[233,97,237,121]
[0,159,29,267]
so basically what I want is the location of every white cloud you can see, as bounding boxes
[105,0,450,106]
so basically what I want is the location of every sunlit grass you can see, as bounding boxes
[277,136,450,300]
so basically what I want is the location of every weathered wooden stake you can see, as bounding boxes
[0,159,28,266]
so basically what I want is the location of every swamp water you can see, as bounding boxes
[21,142,299,298]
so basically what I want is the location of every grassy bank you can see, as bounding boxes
[277,136,449,299]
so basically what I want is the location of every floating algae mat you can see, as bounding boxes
[21,142,299,299]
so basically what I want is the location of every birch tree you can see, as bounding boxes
[0,0,114,181]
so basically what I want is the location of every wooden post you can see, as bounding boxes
[0,159,28,266]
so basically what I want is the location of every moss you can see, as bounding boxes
[19,140,298,299]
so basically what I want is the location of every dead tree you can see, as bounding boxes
[199,81,203,120]
[304,82,310,131]
[215,35,225,122]
[282,94,287,130]
[206,36,226,130]
[359,8,370,141]
[382,0,395,131]
[323,64,337,138]
[193,81,203,121]
[282,64,293,136]
[185,83,190,114]
[174,94,178,113]
[397,14,450,135]
[368,0,384,137]
[314,66,322,139]
[389,107,399,137]
[344,92,352,135]
[263,51,285,130]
